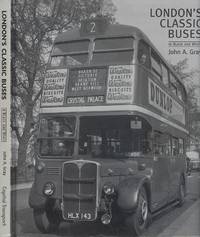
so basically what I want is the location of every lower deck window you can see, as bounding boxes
[39,139,74,156]
[38,116,76,157]
[154,131,171,155]
[79,116,152,158]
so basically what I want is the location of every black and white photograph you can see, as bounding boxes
[0,0,200,236]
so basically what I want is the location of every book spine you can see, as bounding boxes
[0,0,11,236]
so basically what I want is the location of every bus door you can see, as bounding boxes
[151,131,170,209]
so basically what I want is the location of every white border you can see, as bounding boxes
[0,1,11,236]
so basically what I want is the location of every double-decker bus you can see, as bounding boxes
[29,16,188,236]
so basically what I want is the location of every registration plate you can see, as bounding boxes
[67,212,92,220]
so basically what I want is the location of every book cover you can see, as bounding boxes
[0,0,199,236]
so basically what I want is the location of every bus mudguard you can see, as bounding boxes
[117,175,151,212]
[29,183,47,210]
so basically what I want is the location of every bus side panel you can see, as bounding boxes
[168,154,186,201]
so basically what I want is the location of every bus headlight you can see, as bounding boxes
[103,183,115,195]
[43,182,55,196]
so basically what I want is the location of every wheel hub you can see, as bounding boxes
[141,198,148,221]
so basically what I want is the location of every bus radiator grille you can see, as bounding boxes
[62,161,98,221]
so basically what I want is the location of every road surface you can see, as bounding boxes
[12,172,200,237]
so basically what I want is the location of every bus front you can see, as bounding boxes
[30,18,153,235]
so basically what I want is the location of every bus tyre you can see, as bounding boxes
[125,187,149,236]
[177,176,185,207]
[33,208,60,233]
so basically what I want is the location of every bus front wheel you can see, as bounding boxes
[125,187,149,236]
[33,207,61,233]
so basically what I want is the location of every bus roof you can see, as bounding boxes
[55,24,148,42]
[54,23,187,95]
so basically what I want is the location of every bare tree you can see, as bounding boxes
[171,58,200,143]
[11,0,116,171]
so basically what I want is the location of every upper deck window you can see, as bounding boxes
[170,73,178,95]
[169,73,186,101]
[92,50,133,64]
[92,37,134,64]
[177,81,184,101]
[95,37,134,50]
[151,51,162,80]
[161,63,169,87]
[138,40,150,67]
[50,40,89,67]
[52,40,89,54]
[50,54,88,67]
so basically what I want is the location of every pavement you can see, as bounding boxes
[157,199,200,237]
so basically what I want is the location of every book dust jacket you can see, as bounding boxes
[0,0,199,236]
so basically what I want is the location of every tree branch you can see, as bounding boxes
[11,123,21,142]
[33,88,42,103]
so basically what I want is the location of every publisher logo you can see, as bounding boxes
[1,108,7,142]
